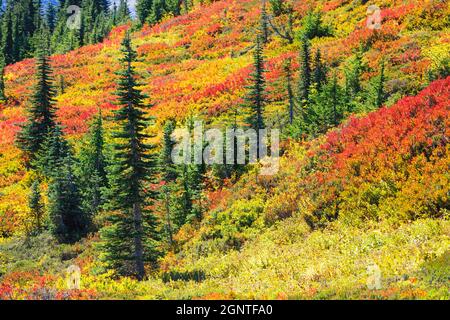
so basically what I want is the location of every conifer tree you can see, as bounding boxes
[244,35,266,159]
[313,48,327,90]
[269,0,284,17]
[329,71,340,126]
[0,58,5,101]
[298,36,311,108]
[101,32,160,281]
[116,0,131,24]
[371,60,385,108]
[149,0,166,25]
[46,3,57,33]
[2,11,15,64]
[76,112,108,219]
[159,119,177,246]
[28,180,44,233]
[17,48,57,167]
[48,150,89,244]
[137,0,154,24]
[284,58,295,124]
[345,49,364,99]
[260,0,269,44]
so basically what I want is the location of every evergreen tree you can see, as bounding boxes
[166,0,182,16]
[298,36,311,107]
[137,0,153,24]
[260,0,269,44]
[2,10,14,64]
[116,0,131,24]
[313,48,327,90]
[345,49,364,99]
[244,35,266,159]
[269,0,284,17]
[0,58,5,101]
[59,75,65,94]
[159,119,177,246]
[76,112,108,219]
[329,71,340,126]
[284,58,295,124]
[301,10,331,40]
[371,60,386,108]
[160,119,177,183]
[101,32,160,281]
[46,3,57,33]
[48,152,89,243]
[28,180,44,233]
[148,0,165,25]
[17,49,57,167]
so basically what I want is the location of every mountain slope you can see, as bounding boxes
[0,0,449,300]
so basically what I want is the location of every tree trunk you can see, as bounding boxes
[165,190,173,247]
[133,202,145,281]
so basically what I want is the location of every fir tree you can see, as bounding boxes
[148,0,166,25]
[329,71,340,126]
[35,125,70,178]
[284,58,295,124]
[76,112,108,219]
[17,49,57,167]
[269,0,284,17]
[313,48,327,90]
[371,60,386,108]
[159,119,177,246]
[298,36,311,107]
[46,3,57,33]
[28,180,44,233]
[48,153,89,243]
[244,35,266,159]
[260,0,269,44]
[345,49,364,99]
[116,0,131,24]
[137,0,153,24]
[0,58,5,101]
[2,11,14,64]
[59,75,66,94]
[101,32,160,281]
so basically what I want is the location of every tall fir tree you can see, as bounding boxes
[2,10,14,64]
[101,32,160,281]
[76,112,108,219]
[46,3,57,33]
[371,59,386,108]
[48,146,89,244]
[260,0,269,44]
[35,125,70,178]
[244,35,266,159]
[159,119,177,246]
[137,0,153,24]
[345,49,364,99]
[329,71,340,126]
[298,36,311,107]
[0,57,5,101]
[116,0,131,24]
[284,58,295,124]
[313,48,327,90]
[16,48,57,167]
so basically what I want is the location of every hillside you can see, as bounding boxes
[0,0,449,300]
